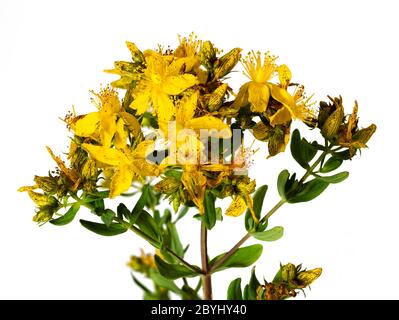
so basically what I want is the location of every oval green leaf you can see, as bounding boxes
[277,170,290,201]
[210,244,263,273]
[251,226,284,242]
[79,219,127,236]
[50,203,80,226]
[317,171,349,184]
[287,178,330,203]
[154,255,199,280]
[320,157,343,173]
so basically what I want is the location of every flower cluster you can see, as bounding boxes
[19,34,376,300]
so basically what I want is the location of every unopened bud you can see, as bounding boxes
[126,41,144,63]
[34,176,57,193]
[28,191,58,208]
[321,105,344,139]
[214,48,242,79]
[154,177,181,194]
[352,124,377,146]
[32,209,54,223]
[81,159,97,179]
[199,41,217,69]
[297,267,322,287]
[207,83,228,111]
[281,263,297,282]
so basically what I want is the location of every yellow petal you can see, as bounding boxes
[119,111,141,136]
[74,112,101,137]
[100,113,117,148]
[181,170,207,214]
[109,165,134,198]
[162,74,198,95]
[132,140,156,159]
[186,116,232,138]
[248,82,270,113]
[132,158,159,177]
[114,118,127,149]
[130,91,151,115]
[268,83,296,111]
[176,134,204,165]
[82,143,128,166]
[277,64,292,89]
[151,91,175,122]
[269,107,292,126]
[176,91,198,124]
[231,82,250,109]
[225,196,247,217]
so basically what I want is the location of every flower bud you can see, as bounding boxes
[81,159,97,180]
[199,41,217,69]
[154,177,181,194]
[28,191,58,208]
[297,267,322,288]
[214,48,242,79]
[34,176,57,193]
[352,124,377,147]
[281,263,297,282]
[252,121,272,141]
[126,41,144,64]
[32,209,54,223]
[206,83,228,111]
[321,105,344,139]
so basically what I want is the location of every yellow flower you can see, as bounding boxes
[129,52,199,122]
[269,83,315,126]
[159,91,231,167]
[74,87,121,147]
[82,136,159,198]
[174,33,201,72]
[233,51,278,113]
[233,52,313,126]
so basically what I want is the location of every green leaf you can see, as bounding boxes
[154,255,198,280]
[130,185,149,224]
[287,178,330,203]
[333,149,352,160]
[215,207,223,221]
[131,274,151,294]
[117,203,131,221]
[149,270,182,294]
[203,191,217,230]
[136,210,160,241]
[290,129,309,169]
[166,223,184,258]
[277,169,290,201]
[79,219,127,236]
[164,169,183,180]
[321,156,343,173]
[50,203,80,226]
[100,209,115,227]
[316,171,349,184]
[173,206,189,223]
[251,226,284,242]
[245,185,268,231]
[227,278,243,300]
[247,267,261,300]
[210,244,263,273]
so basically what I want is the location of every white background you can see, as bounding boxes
[1,0,398,299]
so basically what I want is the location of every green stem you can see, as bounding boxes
[201,222,212,300]
[209,147,332,273]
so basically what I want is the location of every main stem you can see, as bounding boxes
[201,222,212,300]
[209,147,331,273]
